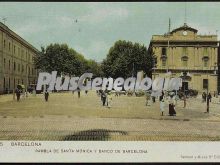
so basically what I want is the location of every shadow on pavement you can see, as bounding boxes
[63,129,127,141]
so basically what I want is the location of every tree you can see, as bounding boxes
[34,43,103,77]
[86,60,103,77]
[101,40,154,79]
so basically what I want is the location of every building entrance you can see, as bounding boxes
[182,82,188,92]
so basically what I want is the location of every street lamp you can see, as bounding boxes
[206,63,218,113]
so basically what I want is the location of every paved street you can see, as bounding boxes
[0,91,220,141]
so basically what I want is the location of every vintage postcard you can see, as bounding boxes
[0,1,220,163]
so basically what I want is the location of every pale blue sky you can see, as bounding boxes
[0,2,220,61]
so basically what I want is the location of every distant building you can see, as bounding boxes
[149,23,218,93]
[0,22,39,94]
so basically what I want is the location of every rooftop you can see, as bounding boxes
[0,22,39,53]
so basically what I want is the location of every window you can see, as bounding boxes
[162,60,166,67]
[32,68,34,75]
[162,47,167,56]
[9,60,10,70]
[182,59,188,67]
[22,65,24,73]
[182,56,188,67]
[14,45,16,53]
[3,40,6,48]
[9,78,10,89]
[14,62,16,71]
[3,77,5,89]
[21,50,24,59]
[9,42,11,51]
[4,58,6,68]
[203,79,208,89]
[18,64,20,72]
[204,60,208,67]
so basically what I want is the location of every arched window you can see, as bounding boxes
[202,57,209,67]
[3,77,5,89]
[162,47,167,56]
[181,56,188,67]
[9,60,10,70]
[14,62,16,71]
[9,78,10,89]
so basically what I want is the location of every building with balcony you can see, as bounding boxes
[0,22,39,94]
[149,23,219,93]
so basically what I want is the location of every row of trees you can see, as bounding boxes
[34,43,102,77]
[34,41,154,79]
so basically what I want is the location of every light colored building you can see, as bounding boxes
[149,23,219,93]
[0,22,39,94]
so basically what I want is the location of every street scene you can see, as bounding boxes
[0,91,220,141]
[0,2,220,141]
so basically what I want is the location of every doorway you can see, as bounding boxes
[182,82,188,92]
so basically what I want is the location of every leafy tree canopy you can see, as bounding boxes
[101,40,154,79]
[34,43,102,77]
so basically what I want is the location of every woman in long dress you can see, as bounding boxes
[168,95,176,116]
[159,92,165,116]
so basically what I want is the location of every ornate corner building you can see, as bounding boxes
[0,22,39,94]
[149,23,219,93]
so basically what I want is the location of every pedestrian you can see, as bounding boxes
[202,92,205,102]
[183,94,186,108]
[107,93,112,108]
[174,94,178,106]
[159,92,165,116]
[168,94,176,116]
[77,88,80,98]
[33,89,36,97]
[44,89,49,102]
[85,90,88,95]
[152,96,156,103]
[208,93,212,102]
[15,87,21,101]
[207,93,210,113]
[145,92,151,106]
[204,92,207,102]
[101,91,107,106]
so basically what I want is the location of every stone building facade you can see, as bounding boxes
[0,22,39,94]
[149,23,218,93]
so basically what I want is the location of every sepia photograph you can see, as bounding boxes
[0,1,220,163]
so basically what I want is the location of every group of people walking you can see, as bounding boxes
[98,90,112,108]
[158,91,176,116]
[146,91,178,116]
[202,92,212,103]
